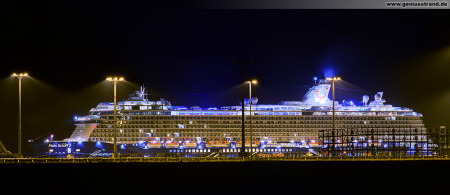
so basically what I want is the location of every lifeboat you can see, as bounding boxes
[147,142,162,148]
[279,142,297,147]
[264,142,278,148]
[206,141,229,148]
[165,142,180,148]
[308,141,320,147]
[183,142,197,148]
[236,141,260,148]
[371,142,382,147]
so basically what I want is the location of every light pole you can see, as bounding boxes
[326,76,341,158]
[246,80,257,158]
[11,72,28,157]
[234,60,252,157]
[106,76,124,159]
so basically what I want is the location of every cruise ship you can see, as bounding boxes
[34,79,431,157]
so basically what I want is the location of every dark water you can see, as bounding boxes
[2,160,448,194]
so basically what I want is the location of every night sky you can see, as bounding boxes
[1,1,449,153]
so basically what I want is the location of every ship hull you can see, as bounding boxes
[28,141,317,157]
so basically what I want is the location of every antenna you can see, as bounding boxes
[134,84,147,100]
[313,76,318,85]
[141,84,145,94]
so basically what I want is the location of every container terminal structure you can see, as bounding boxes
[30,79,434,158]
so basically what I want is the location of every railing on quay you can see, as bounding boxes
[1,155,449,164]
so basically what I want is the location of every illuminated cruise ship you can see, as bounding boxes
[59,79,429,157]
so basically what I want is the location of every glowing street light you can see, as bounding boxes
[11,72,29,156]
[326,77,341,81]
[106,76,125,159]
[326,76,341,158]
[106,77,124,82]
[245,79,257,158]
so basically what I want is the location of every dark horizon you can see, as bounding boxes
[1,1,449,153]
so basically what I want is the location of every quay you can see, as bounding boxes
[1,156,449,164]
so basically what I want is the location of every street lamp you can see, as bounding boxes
[11,72,29,156]
[106,76,124,159]
[245,80,257,158]
[234,60,253,157]
[326,76,341,157]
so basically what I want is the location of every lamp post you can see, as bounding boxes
[326,77,341,158]
[106,76,124,159]
[234,60,252,157]
[246,80,257,158]
[11,72,28,157]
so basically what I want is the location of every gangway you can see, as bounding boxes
[0,139,10,153]
[309,149,319,156]
[207,152,216,157]
[0,139,14,157]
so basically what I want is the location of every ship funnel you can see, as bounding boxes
[302,84,331,106]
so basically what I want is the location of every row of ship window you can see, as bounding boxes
[95,128,319,133]
[91,126,426,133]
[89,135,426,141]
[89,129,427,135]
[88,126,425,135]
[89,132,317,137]
[97,123,421,130]
[100,110,418,117]
[88,136,318,142]
[88,135,426,142]
[100,120,420,126]
[99,115,419,121]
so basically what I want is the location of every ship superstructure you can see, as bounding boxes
[64,80,427,155]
